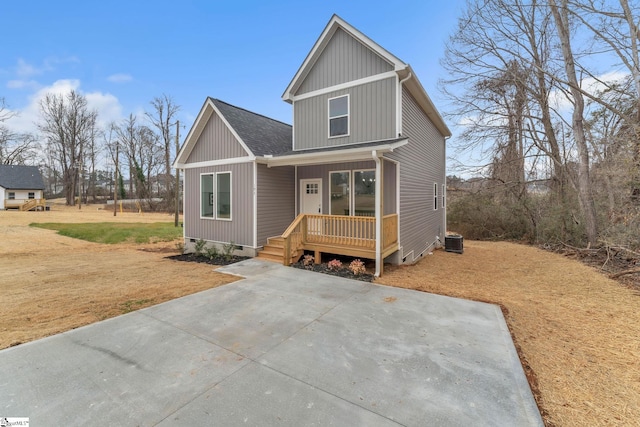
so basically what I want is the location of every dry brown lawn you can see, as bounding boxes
[377,241,640,427]
[0,201,237,349]
[1,202,638,426]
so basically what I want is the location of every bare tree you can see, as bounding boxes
[114,114,163,208]
[549,0,599,245]
[0,98,38,165]
[38,91,97,205]
[145,94,180,211]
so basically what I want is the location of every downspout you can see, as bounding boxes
[372,150,382,277]
[397,71,412,136]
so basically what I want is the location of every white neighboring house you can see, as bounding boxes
[0,165,46,210]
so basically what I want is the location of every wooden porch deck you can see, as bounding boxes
[4,199,47,211]
[257,213,399,269]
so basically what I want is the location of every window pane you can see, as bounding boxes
[434,183,438,210]
[329,96,348,117]
[28,192,35,199]
[354,171,375,216]
[330,171,350,215]
[217,172,231,219]
[201,174,214,218]
[330,117,348,136]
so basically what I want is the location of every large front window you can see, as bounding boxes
[354,170,375,216]
[328,169,375,217]
[330,171,350,215]
[201,172,232,220]
[328,95,349,137]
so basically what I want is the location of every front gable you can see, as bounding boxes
[185,111,248,164]
[295,27,394,96]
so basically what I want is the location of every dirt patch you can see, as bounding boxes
[376,241,640,427]
[0,202,237,349]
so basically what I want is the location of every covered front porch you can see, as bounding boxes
[257,140,405,276]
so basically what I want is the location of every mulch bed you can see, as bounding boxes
[291,261,374,282]
[166,253,250,266]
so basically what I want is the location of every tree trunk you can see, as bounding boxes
[549,0,599,246]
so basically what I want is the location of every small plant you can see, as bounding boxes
[175,241,185,254]
[349,259,366,276]
[205,246,219,260]
[327,259,342,271]
[302,254,315,268]
[194,238,207,256]
[222,241,236,261]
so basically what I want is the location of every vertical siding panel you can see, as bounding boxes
[256,165,295,245]
[297,28,394,95]
[386,86,446,262]
[186,113,248,163]
[294,77,395,149]
[383,160,396,215]
[184,162,254,247]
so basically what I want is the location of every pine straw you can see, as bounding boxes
[376,240,640,427]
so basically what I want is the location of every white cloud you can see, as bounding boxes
[4,79,123,135]
[107,73,133,83]
[7,79,39,90]
[16,58,44,78]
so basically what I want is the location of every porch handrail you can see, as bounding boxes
[282,214,306,265]
[305,214,376,248]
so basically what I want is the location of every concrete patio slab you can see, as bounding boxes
[0,259,543,426]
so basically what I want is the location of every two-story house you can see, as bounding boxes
[174,15,451,276]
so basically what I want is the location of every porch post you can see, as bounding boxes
[373,151,383,277]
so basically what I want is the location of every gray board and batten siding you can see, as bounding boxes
[385,86,446,263]
[185,110,249,164]
[295,27,394,95]
[256,164,296,246]
[294,77,396,150]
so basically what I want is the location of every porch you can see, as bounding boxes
[258,213,398,275]
[4,198,47,211]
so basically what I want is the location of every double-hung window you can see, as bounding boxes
[434,183,438,210]
[201,172,232,220]
[328,95,349,138]
[28,192,35,199]
[8,192,15,200]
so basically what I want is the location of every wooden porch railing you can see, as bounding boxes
[281,213,398,265]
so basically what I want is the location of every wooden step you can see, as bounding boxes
[257,252,284,263]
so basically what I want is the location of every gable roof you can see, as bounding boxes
[174,98,292,167]
[0,165,45,190]
[210,99,292,156]
[282,14,451,138]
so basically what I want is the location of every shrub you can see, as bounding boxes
[349,259,366,275]
[205,246,219,260]
[222,241,236,261]
[327,259,342,270]
[194,238,207,256]
[302,254,315,268]
[175,241,185,254]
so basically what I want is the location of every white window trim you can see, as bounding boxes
[200,171,233,221]
[434,182,438,211]
[328,170,351,216]
[328,94,350,139]
[442,184,446,209]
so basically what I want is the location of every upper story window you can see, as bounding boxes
[328,95,349,138]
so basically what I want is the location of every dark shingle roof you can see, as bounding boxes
[210,98,292,156]
[0,165,45,190]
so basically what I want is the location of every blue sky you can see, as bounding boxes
[1,1,464,157]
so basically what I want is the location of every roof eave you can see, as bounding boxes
[259,139,408,167]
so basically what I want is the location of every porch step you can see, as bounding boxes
[257,235,301,264]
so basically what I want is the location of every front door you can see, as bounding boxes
[300,179,322,214]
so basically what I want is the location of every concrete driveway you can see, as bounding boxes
[0,259,542,426]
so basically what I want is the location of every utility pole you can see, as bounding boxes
[174,120,180,227]
[113,142,119,217]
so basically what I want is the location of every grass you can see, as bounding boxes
[30,222,182,244]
